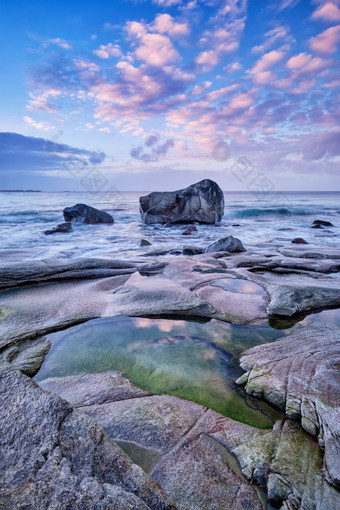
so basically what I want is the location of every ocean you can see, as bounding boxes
[0,190,339,260]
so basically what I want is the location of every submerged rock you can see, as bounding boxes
[204,235,246,254]
[312,219,334,227]
[44,222,72,235]
[183,245,203,255]
[291,237,308,244]
[182,226,198,235]
[140,239,152,247]
[63,203,114,224]
[139,179,224,224]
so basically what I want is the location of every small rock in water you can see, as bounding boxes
[63,203,114,224]
[291,238,308,244]
[312,219,334,228]
[182,226,198,235]
[183,245,203,255]
[204,235,246,254]
[140,239,152,247]
[44,222,72,235]
[232,224,241,227]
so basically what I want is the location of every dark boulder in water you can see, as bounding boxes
[312,220,334,228]
[63,204,114,224]
[140,239,152,246]
[44,222,72,235]
[292,238,308,244]
[204,235,246,254]
[139,179,224,224]
[182,226,198,235]
[183,245,203,255]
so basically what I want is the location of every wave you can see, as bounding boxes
[0,212,58,224]
[228,207,315,218]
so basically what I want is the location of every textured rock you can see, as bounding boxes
[278,246,340,260]
[1,337,51,377]
[232,419,340,510]
[40,372,264,510]
[63,203,114,224]
[44,222,72,235]
[139,179,224,224]
[204,235,246,254]
[0,258,136,290]
[236,318,340,489]
[264,276,340,316]
[0,368,174,510]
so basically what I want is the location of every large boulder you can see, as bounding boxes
[139,179,224,224]
[63,203,114,224]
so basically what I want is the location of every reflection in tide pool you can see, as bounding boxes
[36,317,286,428]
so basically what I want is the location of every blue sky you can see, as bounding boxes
[0,0,339,191]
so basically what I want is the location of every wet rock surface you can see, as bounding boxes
[63,203,114,224]
[0,243,340,509]
[44,221,72,235]
[204,235,246,254]
[139,179,224,224]
[39,370,340,510]
[0,368,174,510]
[237,317,340,489]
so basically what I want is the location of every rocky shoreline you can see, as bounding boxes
[1,239,339,509]
[0,181,339,509]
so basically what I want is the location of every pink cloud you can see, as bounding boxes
[152,13,189,38]
[252,71,277,84]
[191,81,212,95]
[311,2,340,22]
[135,33,179,66]
[309,25,340,55]
[251,25,295,54]
[249,50,285,74]
[228,92,253,110]
[93,43,122,59]
[287,52,311,69]
[154,0,182,6]
[291,79,317,94]
[23,116,55,131]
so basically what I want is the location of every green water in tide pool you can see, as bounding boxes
[35,316,287,428]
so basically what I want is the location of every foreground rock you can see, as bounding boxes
[236,318,340,489]
[139,179,224,224]
[0,368,174,510]
[40,373,264,510]
[44,222,72,235]
[63,203,114,224]
[41,371,340,510]
[204,235,246,253]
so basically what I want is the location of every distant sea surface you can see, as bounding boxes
[0,191,339,259]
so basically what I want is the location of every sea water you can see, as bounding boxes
[0,191,339,259]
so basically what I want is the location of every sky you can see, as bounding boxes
[0,0,340,191]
